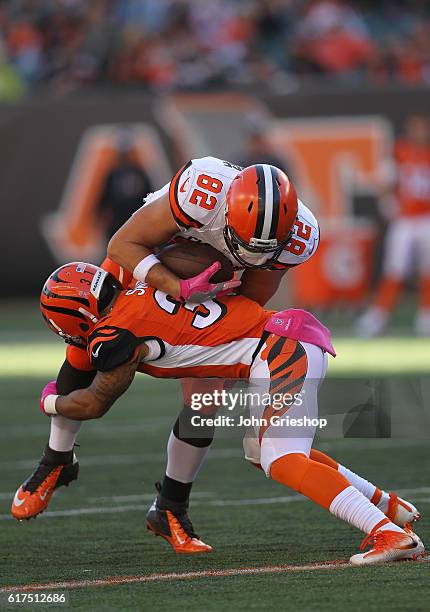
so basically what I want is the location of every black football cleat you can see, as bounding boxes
[146,483,212,553]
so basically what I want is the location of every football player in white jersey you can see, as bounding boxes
[12,158,321,553]
[108,157,320,305]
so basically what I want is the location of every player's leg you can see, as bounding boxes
[356,219,412,337]
[160,379,217,501]
[146,378,218,553]
[309,448,421,526]
[251,339,424,565]
[245,438,420,527]
[12,257,131,520]
[11,361,94,520]
[415,216,430,336]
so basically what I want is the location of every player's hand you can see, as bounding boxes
[179,262,241,304]
[40,380,58,416]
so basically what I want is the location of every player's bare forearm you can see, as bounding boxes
[107,191,181,296]
[55,387,107,420]
[55,351,141,420]
[239,269,287,306]
[146,263,181,298]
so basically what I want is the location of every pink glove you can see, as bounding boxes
[179,262,241,304]
[40,380,58,416]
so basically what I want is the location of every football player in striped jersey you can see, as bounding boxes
[12,158,321,555]
[12,264,423,564]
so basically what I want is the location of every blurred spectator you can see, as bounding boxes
[0,39,25,100]
[1,0,430,95]
[236,113,291,175]
[356,115,430,337]
[99,129,153,239]
[292,0,373,76]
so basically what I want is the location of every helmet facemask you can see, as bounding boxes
[40,263,121,348]
[223,224,293,269]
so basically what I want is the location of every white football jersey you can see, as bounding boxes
[142,156,319,270]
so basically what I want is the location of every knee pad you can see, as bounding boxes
[173,405,214,448]
[243,429,261,467]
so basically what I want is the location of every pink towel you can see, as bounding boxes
[264,308,336,357]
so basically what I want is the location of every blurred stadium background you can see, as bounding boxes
[1,0,430,608]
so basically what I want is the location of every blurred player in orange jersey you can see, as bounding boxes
[12,263,423,564]
[356,114,430,336]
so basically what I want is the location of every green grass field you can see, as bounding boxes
[0,302,429,611]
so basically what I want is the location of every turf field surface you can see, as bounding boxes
[1,299,429,610]
[0,373,429,611]
[2,336,430,377]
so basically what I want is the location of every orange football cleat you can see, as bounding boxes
[11,453,79,521]
[146,487,212,554]
[350,526,425,566]
[386,492,421,527]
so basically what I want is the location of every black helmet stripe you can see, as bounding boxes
[254,164,266,239]
[43,288,90,307]
[42,304,87,321]
[254,164,277,241]
[268,166,280,240]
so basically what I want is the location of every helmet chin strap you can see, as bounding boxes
[48,318,86,347]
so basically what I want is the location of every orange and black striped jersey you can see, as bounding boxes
[394,140,430,216]
[72,284,272,379]
[139,156,319,270]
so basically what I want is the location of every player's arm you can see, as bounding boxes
[56,355,97,394]
[43,347,144,421]
[239,268,287,306]
[107,189,239,303]
[107,191,182,297]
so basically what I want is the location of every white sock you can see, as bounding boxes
[378,522,406,534]
[338,464,390,512]
[49,415,82,452]
[165,432,210,483]
[376,493,390,514]
[329,486,404,534]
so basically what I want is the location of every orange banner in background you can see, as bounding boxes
[270,117,391,306]
[289,221,377,307]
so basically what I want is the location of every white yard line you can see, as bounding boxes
[3,486,430,504]
[1,498,303,520]
[2,437,428,472]
[0,448,242,471]
[0,420,172,439]
[87,491,215,503]
[3,491,430,521]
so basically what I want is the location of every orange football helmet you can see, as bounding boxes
[40,262,121,347]
[224,164,298,267]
